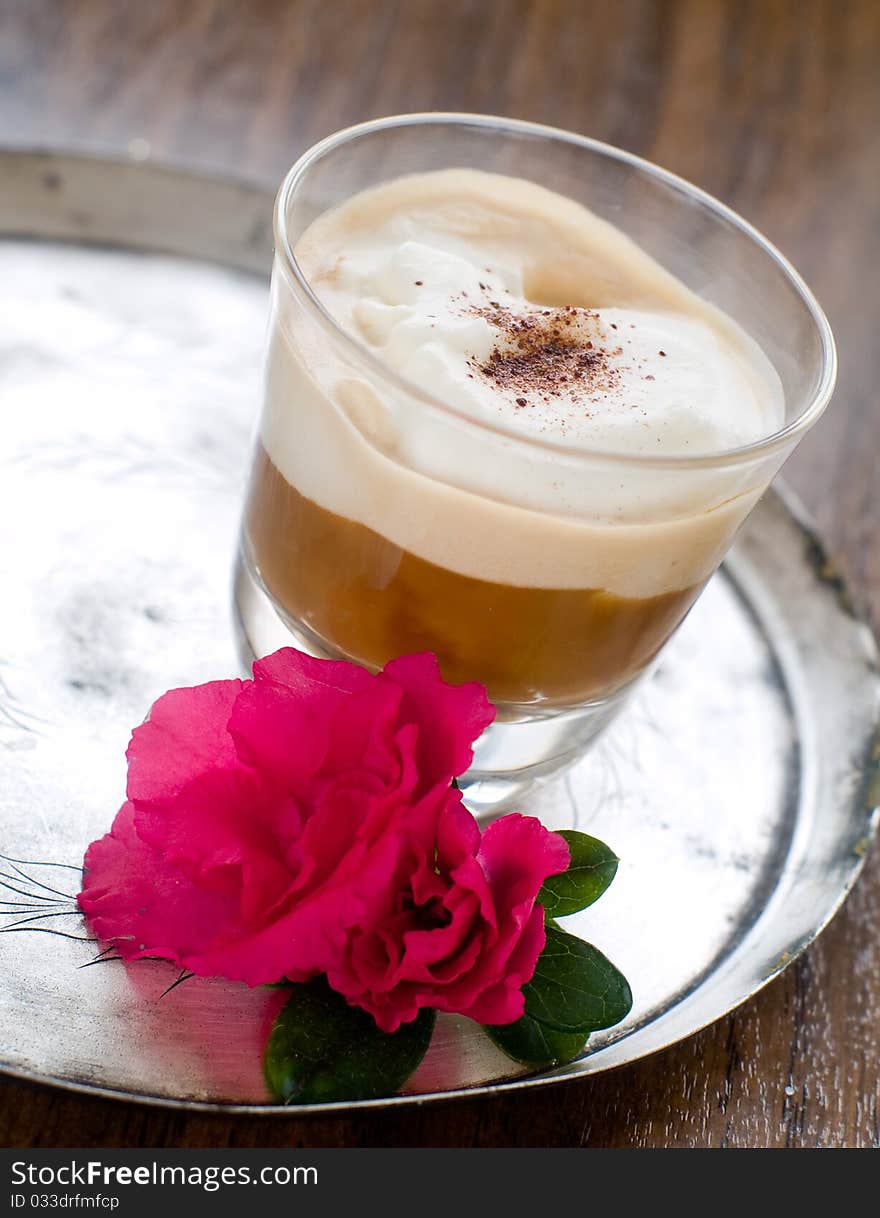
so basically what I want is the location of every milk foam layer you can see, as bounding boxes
[338,246,771,456]
[261,170,786,595]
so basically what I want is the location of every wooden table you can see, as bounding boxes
[1,0,877,1149]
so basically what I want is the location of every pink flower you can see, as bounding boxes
[78,649,568,1030]
[328,806,569,1030]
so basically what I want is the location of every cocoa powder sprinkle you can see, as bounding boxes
[464,301,622,407]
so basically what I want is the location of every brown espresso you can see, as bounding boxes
[245,445,703,708]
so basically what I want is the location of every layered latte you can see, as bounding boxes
[244,170,783,710]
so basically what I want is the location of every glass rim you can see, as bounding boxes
[273,111,837,471]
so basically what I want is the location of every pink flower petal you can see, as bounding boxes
[456,906,547,1025]
[322,682,408,790]
[126,679,244,808]
[382,653,495,784]
[453,977,526,1026]
[79,802,239,964]
[253,647,375,697]
[227,678,331,796]
[477,814,570,910]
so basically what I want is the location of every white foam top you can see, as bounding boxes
[336,239,772,456]
[260,170,785,594]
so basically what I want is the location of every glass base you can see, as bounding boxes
[232,546,636,816]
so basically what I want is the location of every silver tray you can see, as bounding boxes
[1,150,878,1114]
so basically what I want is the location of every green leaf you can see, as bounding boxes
[522,926,632,1034]
[486,1014,588,1067]
[538,830,619,918]
[264,978,435,1105]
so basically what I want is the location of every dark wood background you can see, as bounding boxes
[1,0,878,1148]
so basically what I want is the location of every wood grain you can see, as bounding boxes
[1,0,878,1148]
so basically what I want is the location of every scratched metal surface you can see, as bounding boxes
[0,151,877,1114]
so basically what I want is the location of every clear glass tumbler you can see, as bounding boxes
[234,114,835,812]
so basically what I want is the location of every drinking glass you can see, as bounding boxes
[234,114,835,812]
